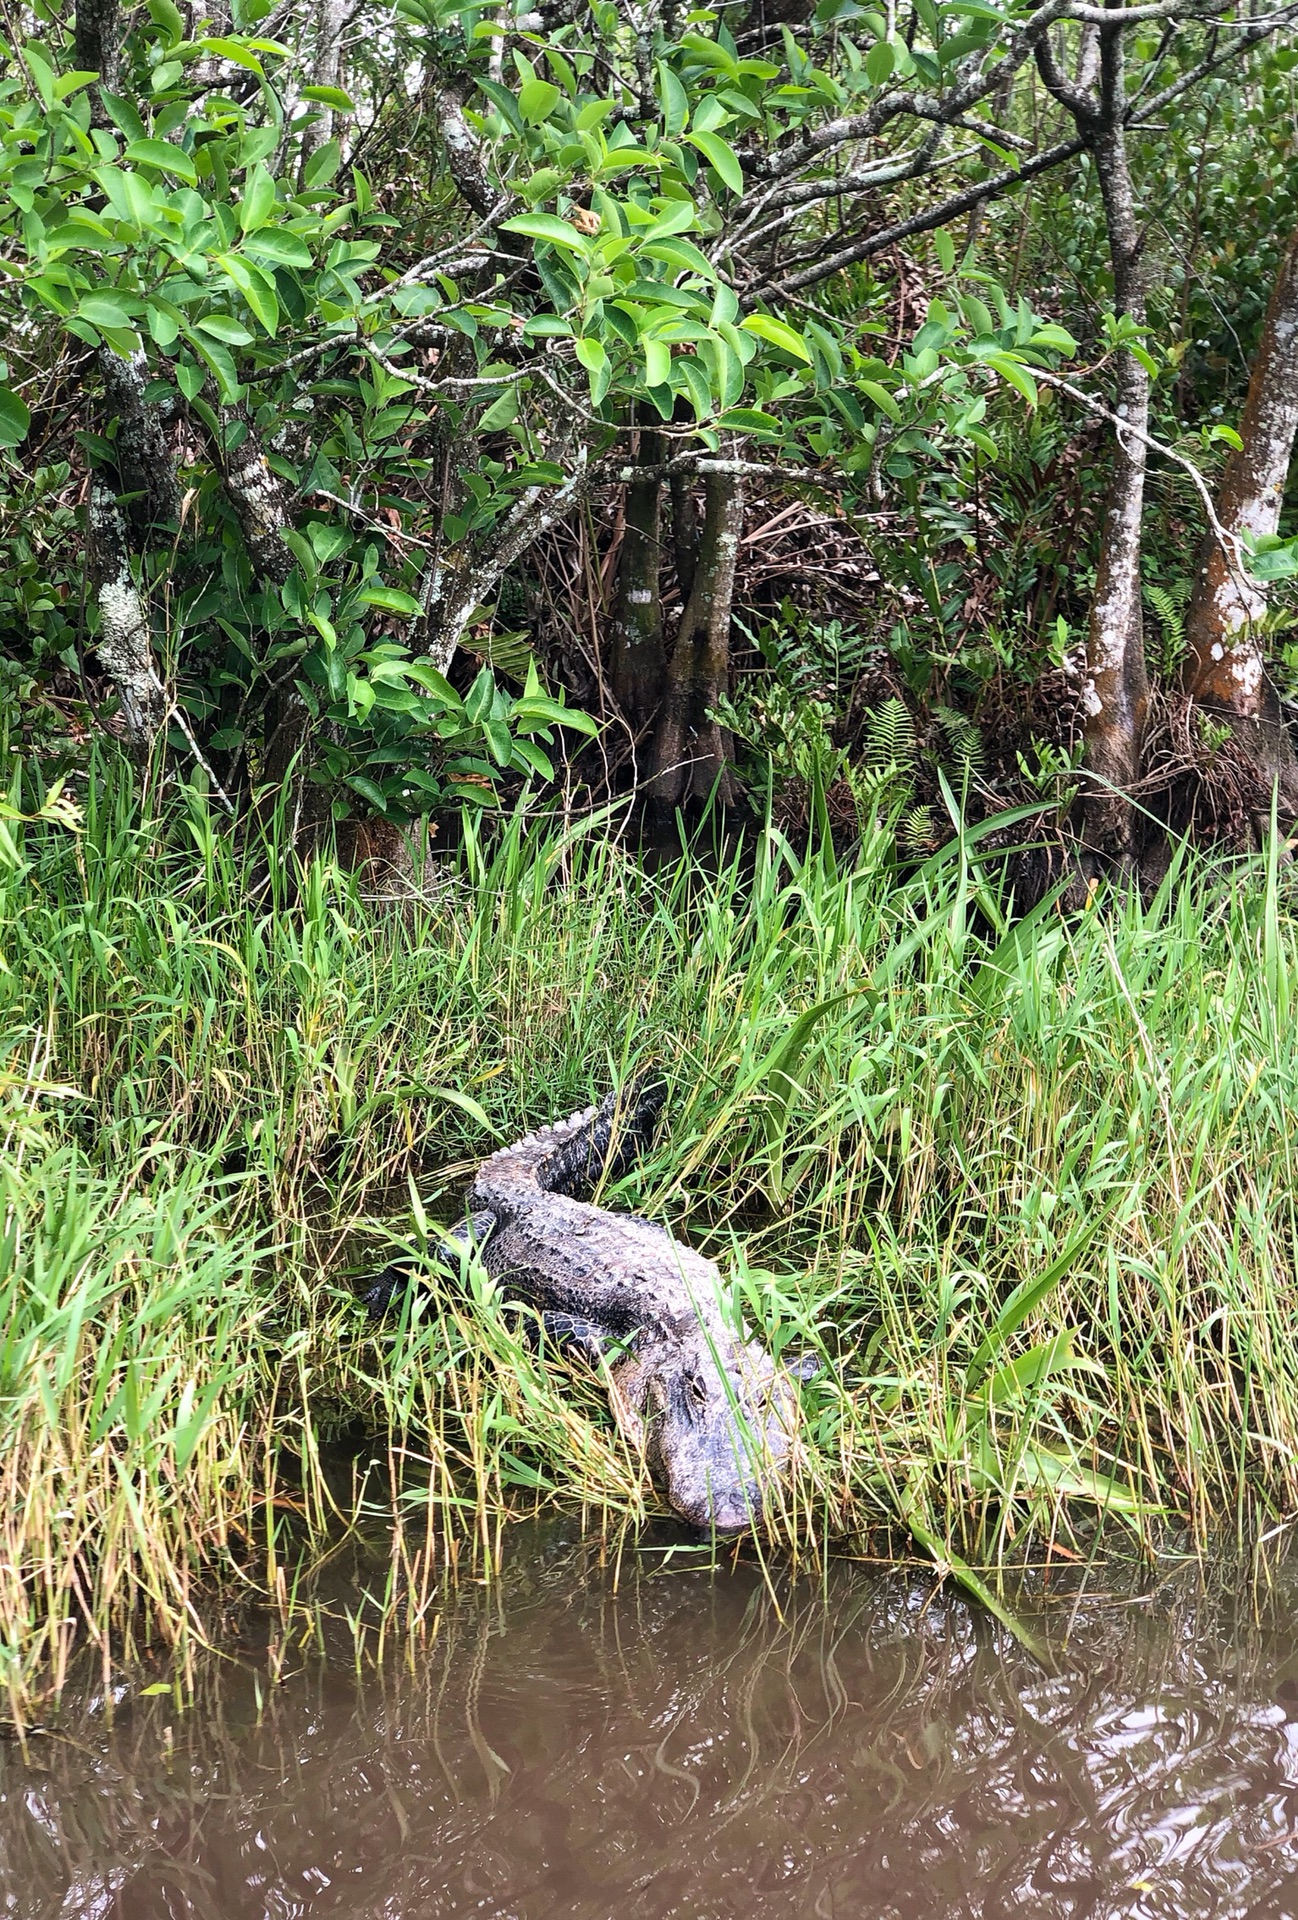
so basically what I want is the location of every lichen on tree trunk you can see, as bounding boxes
[608,426,666,735]
[85,480,166,751]
[1183,222,1298,823]
[647,461,742,808]
[99,347,181,538]
[212,404,295,588]
[1037,15,1151,873]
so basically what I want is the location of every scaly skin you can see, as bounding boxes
[468,1079,799,1535]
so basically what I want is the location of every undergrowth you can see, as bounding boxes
[2,750,1298,1716]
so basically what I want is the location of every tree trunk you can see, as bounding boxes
[211,404,295,588]
[199,405,302,785]
[1037,15,1150,872]
[1183,222,1298,821]
[608,426,665,734]
[99,348,182,539]
[669,471,699,602]
[74,0,121,95]
[302,0,353,166]
[1078,36,1149,872]
[86,480,167,751]
[646,462,742,808]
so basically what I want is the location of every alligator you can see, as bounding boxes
[364,1078,804,1535]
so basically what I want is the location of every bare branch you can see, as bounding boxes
[755,134,1086,297]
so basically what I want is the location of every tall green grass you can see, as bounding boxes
[3,751,1298,1713]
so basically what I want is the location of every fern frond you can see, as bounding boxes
[932,705,984,776]
[901,804,935,853]
[862,697,916,771]
[463,629,537,685]
[1144,579,1191,680]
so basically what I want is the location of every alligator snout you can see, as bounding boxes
[613,1336,798,1536]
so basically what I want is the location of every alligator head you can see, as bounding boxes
[610,1321,799,1535]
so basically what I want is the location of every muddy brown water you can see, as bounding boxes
[6,1521,1298,1920]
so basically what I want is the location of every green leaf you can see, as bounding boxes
[479,387,519,429]
[859,377,902,422]
[717,407,781,434]
[139,1681,174,1697]
[145,302,181,348]
[358,586,422,613]
[215,252,280,334]
[301,84,354,109]
[865,39,895,84]
[899,1474,1050,1666]
[428,1086,497,1134]
[642,237,716,280]
[303,139,341,188]
[53,69,100,99]
[514,695,597,735]
[643,337,670,387]
[123,138,198,184]
[984,1332,1086,1410]
[741,313,811,363]
[23,42,55,107]
[519,77,560,123]
[464,666,495,724]
[190,333,240,402]
[199,36,265,74]
[982,349,1037,407]
[933,226,955,273]
[237,163,276,232]
[964,1200,1119,1392]
[78,291,139,330]
[346,773,389,811]
[0,390,31,449]
[147,0,185,39]
[658,61,690,135]
[194,313,254,344]
[644,198,699,240]
[750,988,873,1201]
[685,130,744,195]
[574,336,610,399]
[500,212,591,254]
[174,357,204,401]
[244,228,314,269]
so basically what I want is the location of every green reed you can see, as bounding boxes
[2,748,1298,1712]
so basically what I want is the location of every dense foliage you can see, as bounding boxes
[3,0,1296,847]
[5,769,1298,1715]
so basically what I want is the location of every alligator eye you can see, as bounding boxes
[687,1371,708,1409]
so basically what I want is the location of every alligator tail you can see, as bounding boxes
[472,1074,666,1205]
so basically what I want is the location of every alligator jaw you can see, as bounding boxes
[609,1333,798,1536]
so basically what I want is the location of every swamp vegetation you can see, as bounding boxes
[3,761,1298,1718]
[6,0,1298,1721]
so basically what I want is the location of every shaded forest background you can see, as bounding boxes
[5,0,1298,879]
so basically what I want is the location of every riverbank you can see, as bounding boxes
[4,758,1298,1718]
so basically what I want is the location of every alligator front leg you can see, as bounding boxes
[539,1310,623,1363]
[360,1210,496,1318]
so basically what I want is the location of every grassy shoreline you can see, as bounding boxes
[3,760,1298,1716]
